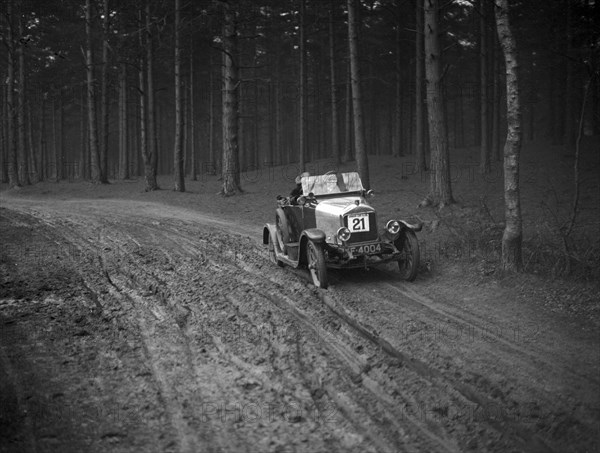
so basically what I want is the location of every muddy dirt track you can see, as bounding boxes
[0,196,598,453]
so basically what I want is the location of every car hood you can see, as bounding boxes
[315,196,374,217]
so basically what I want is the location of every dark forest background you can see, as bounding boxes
[0,0,598,187]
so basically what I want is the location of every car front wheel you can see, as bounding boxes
[306,241,328,289]
[397,230,420,281]
[268,235,284,267]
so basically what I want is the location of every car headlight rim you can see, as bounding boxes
[386,220,401,235]
[337,227,352,243]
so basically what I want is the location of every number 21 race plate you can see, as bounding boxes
[348,213,370,232]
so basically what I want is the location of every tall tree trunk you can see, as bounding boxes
[343,67,353,162]
[208,49,216,174]
[99,0,109,182]
[6,0,19,188]
[347,0,370,189]
[495,0,523,272]
[86,0,101,184]
[144,1,159,190]
[329,0,340,164]
[0,86,7,184]
[52,96,58,180]
[79,84,88,179]
[190,36,197,181]
[119,63,129,179]
[17,10,29,185]
[563,0,575,151]
[27,104,36,183]
[38,92,46,181]
[422,0,453,207]
[393,16,403,158]
[492,39,502,161]
[173,0,185,193]
[58,90,64,180]
[299,0,307,170]
[479,0,490,173]
[221,0,241,196]
[415,0,426,170]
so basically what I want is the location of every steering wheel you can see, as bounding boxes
[323,170,336,176]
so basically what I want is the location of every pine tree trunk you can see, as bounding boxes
[221,0,241,196]
[329,0,340,164]
[144,2,159,190]
[119,63,129,179]
[415,0,426,170]
[0,86,7,184]
[27,104,36,183]
[423,0,453,207]
[17,10,29,186]
[80,85,87,179]
[39,93,46,181]
[479,0,490,173]
[495,0,523,272]
[347,0,370,189]
[99,0,109,182]
[6,0,19,188]
[208,50,216,175]
[492,39,502,161]
[299,0,307,170]
[344,66,353,163]
[86,0,101,184]
[190,36,197,181]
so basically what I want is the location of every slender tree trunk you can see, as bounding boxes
[479,0,490,173]
[495,0,523,272]
[190,36,197,181]
[80,84,88,179]
[492,39,502,161]
[563,0,575,151]
[144,2,159,190]
[422,0,453,207]
[119,63,129,179]
[99,0,109,182]
[6,0,18,188]
[347,0,370,189]
[173,0,185,193]
[0,86,7,184]
[329,0,340,164]
[221,0,241,195]
[27,104,36,183]
[17,11,29,185]
[208,49,216,174]
[52,96,58,180]
[393,18,403,158]
[274,50,283,165]
[58,90,64,180]
[86,0,101,184]
[415,0,426,170]
[343,67,353,162]
[299,0,307,170]
[38,92,46,181]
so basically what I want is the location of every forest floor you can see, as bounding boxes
[0,141,599,452]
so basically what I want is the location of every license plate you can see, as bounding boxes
[347,213,370,232]
[350,243,381,255]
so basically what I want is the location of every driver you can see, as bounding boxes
[290,172,309,203]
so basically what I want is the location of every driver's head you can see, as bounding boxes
[295,172,310,184]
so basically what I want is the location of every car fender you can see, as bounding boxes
[399,220,423,232]
[298,229,326,266]
[263,224,276,245]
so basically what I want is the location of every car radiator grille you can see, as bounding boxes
[343,212,378,243]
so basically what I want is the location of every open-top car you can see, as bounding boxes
[263,171,421,288]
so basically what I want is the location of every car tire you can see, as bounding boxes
[397,229,420,282]
[268,235,285,267]
[306,240,328,289]
[275,208,290,255]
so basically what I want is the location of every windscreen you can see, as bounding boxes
[301,172,364,196]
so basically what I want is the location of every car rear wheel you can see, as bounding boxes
[275,208,290,254]
[306,240,328,289]
[397,230,420,281]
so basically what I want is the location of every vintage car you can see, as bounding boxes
[263,171,421,289]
